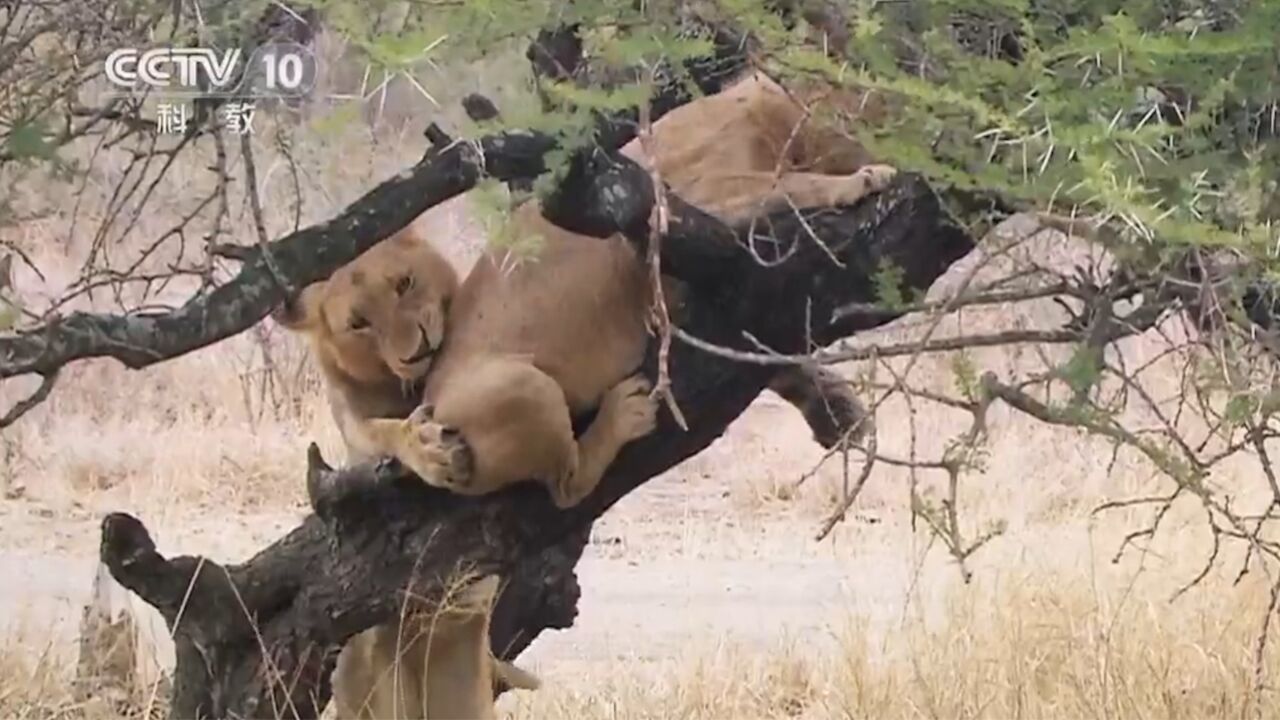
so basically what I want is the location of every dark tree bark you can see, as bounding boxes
[101,145,975,716]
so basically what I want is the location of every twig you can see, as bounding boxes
[1253,572,1280,720]
[240,130,293,297]
[0,370,59,428]
[831,281,1074,321]
[636,61,688,431]
[673,325,1090,366]
[816,362,879,541]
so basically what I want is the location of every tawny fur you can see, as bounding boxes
[331,575,540,720]
[279,67,894,719]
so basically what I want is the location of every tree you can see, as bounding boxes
[3,0,1280,716]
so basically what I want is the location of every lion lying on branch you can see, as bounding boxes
[275,62,896,718]
[277,70,891,506]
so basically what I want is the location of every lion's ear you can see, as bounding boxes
[271,281,325,331]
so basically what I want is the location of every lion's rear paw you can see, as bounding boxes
[395,404,474,491]
[601,374,659,443]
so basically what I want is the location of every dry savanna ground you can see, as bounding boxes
[2,40,1279,720]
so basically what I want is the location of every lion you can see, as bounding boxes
[331,574,540,720]
[277,69,891,506]
[278,64,892,719]
[275,223,660,508]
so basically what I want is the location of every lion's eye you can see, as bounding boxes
[348,315,370,331]
[395,275,413,296]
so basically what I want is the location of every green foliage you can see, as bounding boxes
[347,0,1278,266]
[468,178,547,261]
[4,120,57,165]
[827,0,1280,268]
[1061,345,1103,399]
[1223,392,1259,426]
[871,259,908,310]
[951,351,980,403]
[0,255,17,332]
[304,101,366,139]
[0,299,18,333]
[8,0,1276,275]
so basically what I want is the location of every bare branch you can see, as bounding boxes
[0,369,58,428]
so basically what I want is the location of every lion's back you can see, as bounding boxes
[430,203,650,414]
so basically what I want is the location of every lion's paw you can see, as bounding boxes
[601,374,659,443]
[831,164,898,206]
[395,404,474,490]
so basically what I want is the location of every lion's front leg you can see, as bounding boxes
[553,374,658,508]
[363,409,475,490]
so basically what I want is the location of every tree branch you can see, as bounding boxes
[0,130,565,381]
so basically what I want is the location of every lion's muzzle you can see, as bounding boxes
[401,325,436,365]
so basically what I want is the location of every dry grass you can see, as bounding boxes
[8,520,1273,720]
[2,37,1279,720]
[503,558,1280,720]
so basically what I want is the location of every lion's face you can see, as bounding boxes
[275,229,459,385]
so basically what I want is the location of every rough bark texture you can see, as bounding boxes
[102,156,974,717]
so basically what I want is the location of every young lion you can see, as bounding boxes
[331,574,540,720]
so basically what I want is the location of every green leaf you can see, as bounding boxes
[0,301,17,332]
[1223,393,1258,426]
[872,259,907,310]
[951,352,979,403]
[1061,345,1102,399]
[306,101,364,137]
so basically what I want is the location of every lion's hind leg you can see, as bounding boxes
[370,358,657,508]
[420,356,586,503]
[356,411,475,491]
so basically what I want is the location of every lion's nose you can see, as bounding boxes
[401,326,434,364]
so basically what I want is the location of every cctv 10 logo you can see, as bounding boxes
[103,42,317,98]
